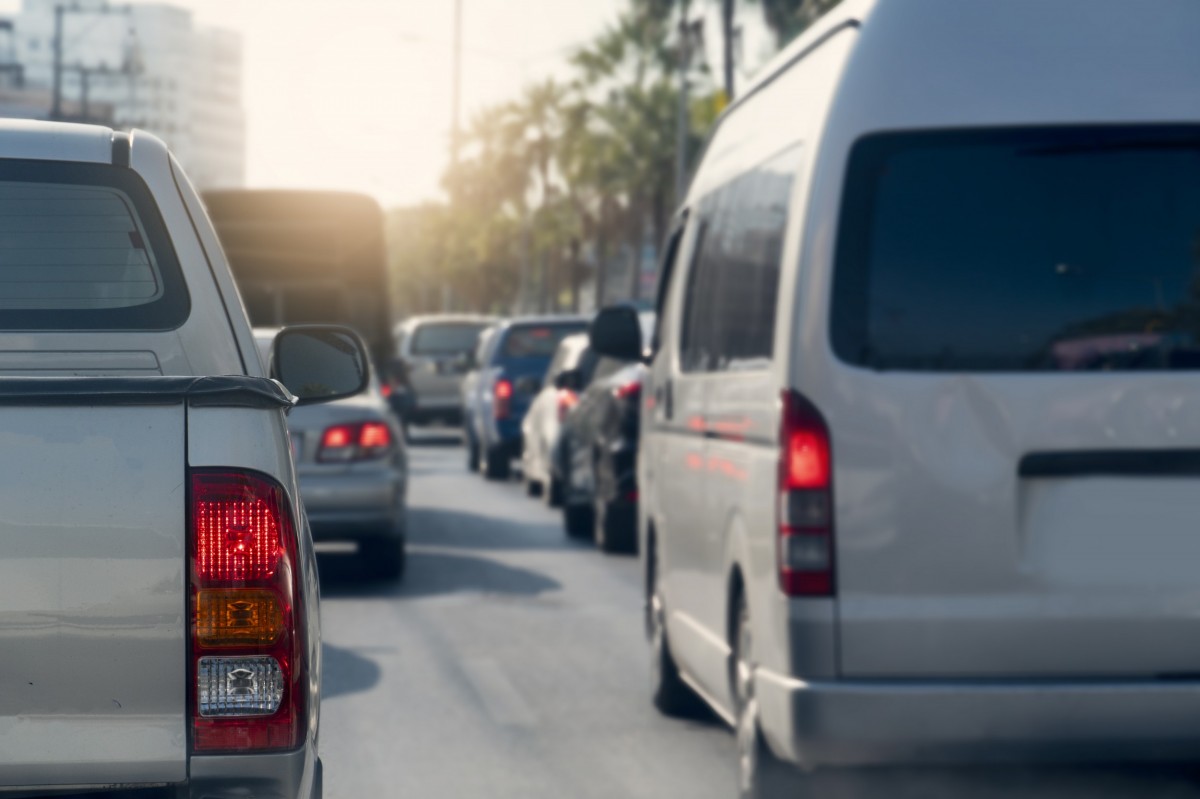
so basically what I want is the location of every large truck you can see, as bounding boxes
[202,189,393,369]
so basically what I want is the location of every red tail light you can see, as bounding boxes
[189,470,304,752]
[556,388,578,422]
[777,390,834,597]
[613,379,642,402]
[380,383,393,399]
[494,378,513,420]
[318,422,394,462]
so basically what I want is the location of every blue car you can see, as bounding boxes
[462,315,590,479]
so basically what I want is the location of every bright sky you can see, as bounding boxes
[0,0,627,207]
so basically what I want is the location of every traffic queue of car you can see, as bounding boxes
[385,309,650,556]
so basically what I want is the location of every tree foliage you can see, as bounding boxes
[387,0,841,316]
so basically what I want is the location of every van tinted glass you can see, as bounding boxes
[0,161,187,329]
[680,145,799,372]
[832,127,1200,371]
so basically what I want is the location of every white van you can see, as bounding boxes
[590,1,1200,795]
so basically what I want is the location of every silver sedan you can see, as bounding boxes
[256,328,408,579]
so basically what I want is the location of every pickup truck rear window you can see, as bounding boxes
[831,126,1200,371]
[0,160,188,330]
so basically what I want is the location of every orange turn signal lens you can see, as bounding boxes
[195,589,284,647]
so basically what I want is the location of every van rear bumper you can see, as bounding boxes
[757,671,1200,769]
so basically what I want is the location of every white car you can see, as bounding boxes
[520,333,593,504]
[0,120,361,797]
[591,1,1200,795]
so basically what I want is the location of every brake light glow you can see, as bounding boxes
[190,470,304,752]
[556,388,578,422]
[380,383,393,399]
[613,379,642,402]
[777,391,834,597]
[318,422,394,462]
[494,378,513,420]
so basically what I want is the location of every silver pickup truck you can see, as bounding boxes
[0,121,360,798]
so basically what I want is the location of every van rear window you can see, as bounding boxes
[0,160,187,330]
[831,127,1200,371]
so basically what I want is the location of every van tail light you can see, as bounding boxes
[189,470,304,752]
[613,378,642,402]
[494,378,513,420]
[777,390,834,597]
[318,422,393,462]
[380,382,393,399]
[556,388,578,422]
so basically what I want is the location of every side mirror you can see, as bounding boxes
[554,368,584,392]
[590,305,643,362]
[271,325,370,405]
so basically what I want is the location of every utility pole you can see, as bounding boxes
[51,4,64,120]
[450,0,462,168]
[674,0,691,206]
[721,0,735,102]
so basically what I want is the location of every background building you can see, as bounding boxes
[5,0,244,189]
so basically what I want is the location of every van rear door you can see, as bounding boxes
[825,125,1200,678]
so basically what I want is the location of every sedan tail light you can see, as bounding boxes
[613,378,642,402]
[494,378,513,420]
[777,390,834,597]
[189,470,304,752]
[318,422,393,462]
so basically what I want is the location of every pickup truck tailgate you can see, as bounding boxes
[0,404,186,787]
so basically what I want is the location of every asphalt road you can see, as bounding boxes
[315,433,737,799]
[314,433,1200,799]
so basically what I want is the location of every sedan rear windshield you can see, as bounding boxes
[0,160,188,330]
[411,322,489,356]
[501,324,586,359]
[831,126,1200,371]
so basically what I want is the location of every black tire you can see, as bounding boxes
[545,476,564,508]
[466,433,480,473]
[483,446,511,480]
[733,593,804,799]
[563,503,594,538]
[360,536,405,581]
[648,545,703,717]
[524,477,543,498]
[594,498,636,554]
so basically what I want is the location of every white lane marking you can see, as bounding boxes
[461,657,536,728]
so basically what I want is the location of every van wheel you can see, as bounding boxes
[361,536,405,582]
[734,594,802,798]
[483,446,510,480]
[466,435,479,473]
[563,503,593,538]
[649,550,702,717]
[524,477,543,498]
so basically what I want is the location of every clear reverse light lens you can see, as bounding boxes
[198,656,284,718]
